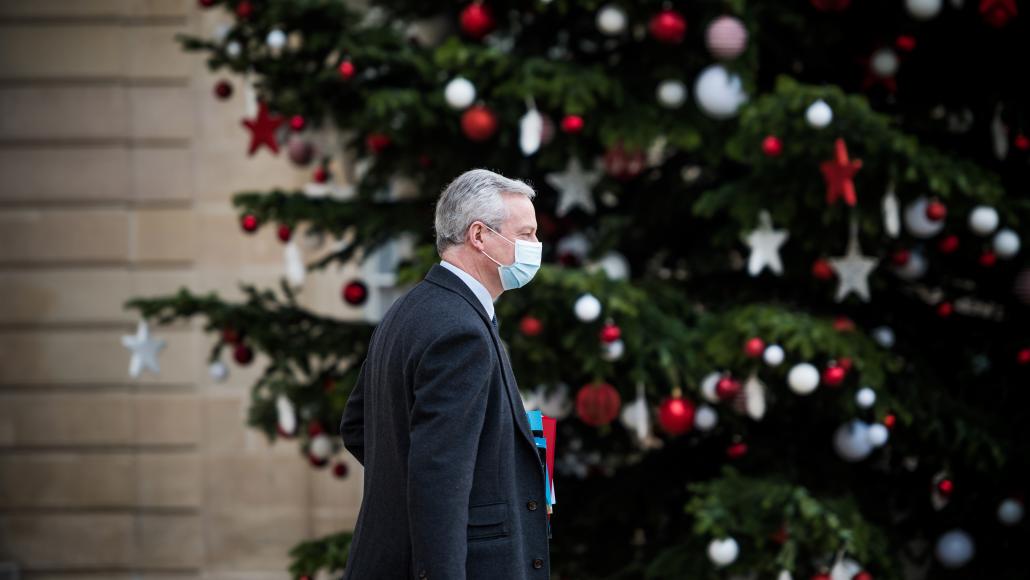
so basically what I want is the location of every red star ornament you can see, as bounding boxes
[820,138,862,206]
[241,100,285,156]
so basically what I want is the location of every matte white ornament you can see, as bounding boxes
[904,196,945,238]
[444,77,476,110]
[829,220,879,302]
[574,293,602,322]
[998,498,1025,525]
[519,98,543,156]
[266,29,287,49]
[209,361,229,383]
[866,423,889,447]
[744,372,767,420]
[871,48,899,77]
[906,0,944,20]
[935,529,975,569]
[695,405,719,431]
[882,184,901,238]
[596,5,627,35]
[969,205,999,235]
[591,252,630,280]
[547,158,601,216]
[763,344,785,366]
[284,240,305,287]
[993,228,1020,258]
[309,433,332,459]
[656,79,687,109]
[276,394,297,435]
[856,387,876,409]
[694,64,747,120]
[833,420,874,462]
[872,326,895,348]
[787,362,820,395]
[601,339,625,361]
[700,371,722,403]
[806,99,833,128]
[707,537,739,567]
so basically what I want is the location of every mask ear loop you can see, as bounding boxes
[477,222,511,267]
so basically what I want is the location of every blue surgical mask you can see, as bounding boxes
[480,224,542,290]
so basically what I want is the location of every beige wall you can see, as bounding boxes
[0,1,365,578]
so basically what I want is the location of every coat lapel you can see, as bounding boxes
[424,264,544,470]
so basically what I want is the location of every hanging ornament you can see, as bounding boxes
[806,99,834,128]
[333,461,349,478]
[444,77,476,110]
[284,239,305,287]
[882,184,900,238]
[276,394,297,436]
[907,0,943,19]
[240,213,260,234]
[892,249,927,281]
[338,59,355,80]
[856,387,876,408]
[649,9,687,44]
[576,382,622,427]
[969,205,999,235]
[461,105,498,141]
[1017,347,1030,365]
[726,440,748,459]
[762,135,783,157]
[820,138,861,206]
[519,98,543,156]
[121,320,166,378]
[864,48,899,93]
[214,79,233,100]
[991,103,1009,160]
[590,252,630,280]
[744,337,765,358]
[829,219,879,302]
[707,537,739,567]
[743,210,789,276]
[694,64,747,120]
[519,315,543,337]
[365,133,391,154]
[980,250,997,267]
[833,420,874,462]
[342,280,368,305]
[266,28,287,51]
[822,362,846,387]
[998,498,1025,525]
[460,2,495,39]
[700,371,722,403]
[620,383,653,444]
[812,258,834,280]
[763,344,785,366]
[602,142,646,180]
[925,198,947,222]
[788,362,820,395]
[599,322,621,343]
[547,157,601,217]
[312,166,329,184]
[980,0,1017,27]
[601,339,625,361]
[241,100,285,156]
[658,389,696,435]
[560,114,584,134]
[656,79,687,109]
[574,293,603,322]
[309,433,332,461]
[208,360,229,383]
[235,0,253,19]
[694,405,718,431]
[903,196,945,238]
[705,16,748,60]
[938,234,959,254]
[715,375,742,401]
[867,423,889,447]
[935,529,975,568]
[743,372,767,420]
[233,343,254,365]
[596,5,627,35]
[287,135,315,166]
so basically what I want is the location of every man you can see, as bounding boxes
[339,169,550,579]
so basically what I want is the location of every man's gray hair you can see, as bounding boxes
[434,168,536,255]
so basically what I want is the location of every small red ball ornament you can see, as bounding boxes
[852,572,873,580]
[277,224,292,243]
[895,35,916,52]
[338,60,356,80]
[241,213,259,233]
[1015,134,1030,150]
[461,105,498,141]
[812,258,834,280]
[1017,348,1030,365]
[460,2,495,39]
[649,9,687,44]
[658,394,696,435]
[744,337,765,358]
[365,133,391,154]
[233,343,254,365]
[599,323,621,343]
[937,478,955,497]
[333,462,349,478]
[937,301,954,317]
[519,316,543,337]
[235,0,253,19]
[883,413,897,429]
[342,280,369,305]
[576,382,622,427]
[938,234,960,254]
[726,441,748,459]
[715,376,741,400]
[925,199,947,221]
[891,248,911,266]
[313,166,329,183]
[762,135,783,157]
[980,250,997,267]
[560,114,584,134]
[289,115,305,131]
[823,364,846,387]
[214,79,233,100]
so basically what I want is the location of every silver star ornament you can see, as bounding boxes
[829,220,879,302]
[546,157,601,217]
[744,210,789,276]
[121,319,166,378]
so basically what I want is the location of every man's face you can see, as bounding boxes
[484,193,538,266]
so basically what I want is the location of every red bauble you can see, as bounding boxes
[823,364,846,387]
[883,413,897,429]
[1017,347,1030,365]
[235,0,253,19]
[715,376,741,401]
[241,213,260,233]
[820,138,862,206]
[277,224,292,243]
[833,316,855,332]
[925,199,947,221]
[726,441,748,459]
[1015,134,1030,150]
[891,248,911,266]
[560,114,584,134]
[308,454,328,468]
[938,234,960,254]
[980,250,997,267]
[599,323,621,344]
[575,382,621,427]
[365,132,391,154]
[313,166,329,183]
[810,0,851,11]
[603,142,646,180]
[937,478,955,497]
[333,461,349,478]
[937,301,954,317]
[980,0,1018,28]
[233,343,254,365]
[307,422,325,437]
[460,2,495,39]
[214,79,233,100]
[222,326,242,344]
[520,315,543,337]
[649,9,687,44]
[657,396,696,436]
[744,337,765,358]
[853,572,874,580]
[342,280,368,305]
[289,115,306,131]
[241,100,285,156]
[761,135,783,157]
[338,60,356,80]
[895,35,916,52]
[812,258,834,280]
[461,105,498,141]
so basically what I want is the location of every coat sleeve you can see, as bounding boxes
[407,326,493,579]
[339,358,367,466]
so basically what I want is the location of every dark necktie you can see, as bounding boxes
[491,314,498,329]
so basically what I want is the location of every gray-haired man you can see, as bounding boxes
[340,168,550,579]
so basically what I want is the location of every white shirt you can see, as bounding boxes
[440,260,495,321]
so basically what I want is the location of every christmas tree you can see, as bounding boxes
[126,1,1030,578]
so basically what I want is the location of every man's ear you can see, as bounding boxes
[467,221,486,250]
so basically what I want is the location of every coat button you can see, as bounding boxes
[527,500,538,511]
[533,558,544,569]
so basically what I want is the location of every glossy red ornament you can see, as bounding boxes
[576,382,622,427]
[235,0,253,19]
[812,258,834,280]
[519,315,543,337]
[277,224,292,243]
[726,441,748,459]
[461,105,498,141]
[599,323,621,343]
[937,301,953,317]
[289,115,305,131]
[715,376,741,400]
[895,35,916,52]
[1015,134,1030,150]
[883,413,897,429]
[333,461,349,478]
[925,199,947,221]
[980,250,997,267]
[657,395,695,435]
[1017,348,1030,365]
[241,213,259,233]
[460,2,495,39]
[649,9,687,44]
[233,343,254,365]
[560,114,584,134]
[338,60,356,80]
[313,166,329,183]
[214,79,233,100]
[744,337,765,358]
[365,133,391,154]
[342,280,369,305]
[823,364,846,387]
[938,234,960,254]
[761,135,782,157]
[891,248,911,266]
[937,478,955,497]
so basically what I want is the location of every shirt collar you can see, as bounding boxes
[439,260,495,320]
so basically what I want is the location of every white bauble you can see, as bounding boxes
[657,79,687,109]
[893,250,928,281]
[707,537,739,567]
[998,498,1025,525]
[276,394,297,435]
[619,392,649,434]
[574,293,603,322]
[695,405,719,431]
[969,205,999,236]
[266,29,287,49]
[596,5,627,35]
[871,48,899,77]
[209,361,229,383]
[309,433,332,459]
[833,420,874,462]
[591,251,630,280]
[787,362,820,395]
[700,371,722,403]
[601,339,625,361]
[904,196,946,238]
[694,64,747,120]
[444,77,476,110]
[906,0,943,20]
[856,387,876,409]
[763,344,785,366]
[866,423,889,447]
[993,228,1021,258]
[872,326,895,348]
[226,41,242,58]
[935,529,975,569]
[829,557,863,580]
[537,383,573,419]
[805,99,833,128]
